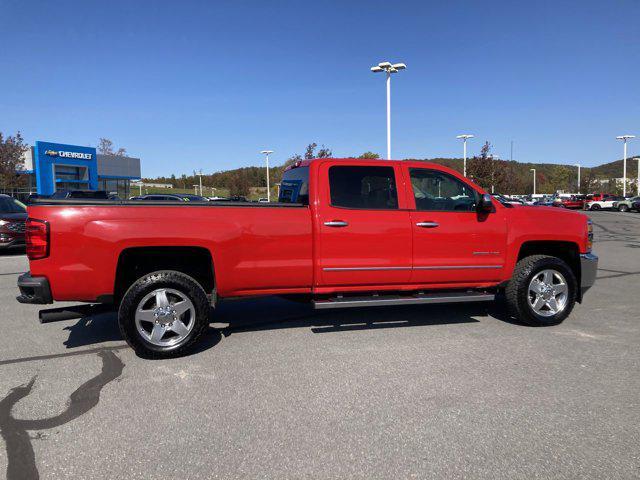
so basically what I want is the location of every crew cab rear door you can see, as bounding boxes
[403,165,507,284]
[315,161,412,287]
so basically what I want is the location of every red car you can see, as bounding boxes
[18,158,598,358]
[0,195,27,251]
[554,195,587,209]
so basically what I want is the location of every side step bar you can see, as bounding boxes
[313,291,495,310]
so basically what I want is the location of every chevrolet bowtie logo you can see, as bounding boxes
[45,150,59,157]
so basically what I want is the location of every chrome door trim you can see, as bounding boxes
[323,266,412,272]
[323,265,502,272]
[413,265,503,270]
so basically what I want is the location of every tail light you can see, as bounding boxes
[26,218,49,260]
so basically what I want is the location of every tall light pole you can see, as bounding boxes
[197,169,203,197]
[635,157,640,197]
[574,163,581,193]
[260,150,274,202]
[371,61,406,160]
[456,134,474,177]
[616,135,635,197]
[530,168,536,195]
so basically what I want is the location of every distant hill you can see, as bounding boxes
[590,159,640,179]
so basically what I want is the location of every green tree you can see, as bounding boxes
[466,142,507,193]
[357,152,380,159]
[229,171,250,197]
[0,131,28,190]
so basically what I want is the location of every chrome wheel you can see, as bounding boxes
[135,288,195,347]
[528,269,568,317]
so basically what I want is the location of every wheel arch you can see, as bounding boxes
[516,240,581,300]
[114,246,216,304]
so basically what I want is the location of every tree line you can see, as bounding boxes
[0,131,633,196]
[146,141,613,196]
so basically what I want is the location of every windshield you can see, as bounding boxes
[0,196,27,213]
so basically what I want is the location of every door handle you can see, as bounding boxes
[416,221,439,228]
[324,220,349,227]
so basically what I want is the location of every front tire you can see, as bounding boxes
[505,255,577,326]
[618,204,629,212]
[590,204,601,210]
[118,270,210,358]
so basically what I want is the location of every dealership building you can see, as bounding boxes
[20,141,141,198]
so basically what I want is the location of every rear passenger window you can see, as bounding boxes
[329,166,398,210]
[279,166,310,205]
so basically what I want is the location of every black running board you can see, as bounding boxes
[313,292,495,310]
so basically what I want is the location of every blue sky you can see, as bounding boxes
[1,0,638,177]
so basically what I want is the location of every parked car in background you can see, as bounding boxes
[632,199,640,212]
[0,195,27,251]
[208,195,248,203]
[130,194,209,202]
[584,196,624,210]
[533,196,555,206]
[492,194,524,206]
[50,190,110,200]
[587,193,615,202]
[553,195,587,209]
[258,198,269,203]
[613,196,640,212]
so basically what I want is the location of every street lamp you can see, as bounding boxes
[616,135,635,197]
[456,134,474,177]
[530,168,536,195]
[635,157,640,197]
[260,150,274,202]
[574,163,581,193]
[196,169,204,197]
[371,61,406,160]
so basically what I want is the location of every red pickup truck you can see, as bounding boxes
[17,159,598,358]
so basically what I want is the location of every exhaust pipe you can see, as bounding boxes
[38,304,113,324]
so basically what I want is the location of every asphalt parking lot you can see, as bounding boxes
[0,210,639,479]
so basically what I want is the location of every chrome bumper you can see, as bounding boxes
[579,253,598,299]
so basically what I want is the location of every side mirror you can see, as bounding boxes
[477,193,494,213]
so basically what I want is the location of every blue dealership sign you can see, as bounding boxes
[33,141,98,195]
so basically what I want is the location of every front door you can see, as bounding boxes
[316,162,412,287]
[405,166,507,285]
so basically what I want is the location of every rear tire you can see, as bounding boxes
[118,270,210,358]
[505,255,577,326]
[590,204,601,210]
[618,204,629,212]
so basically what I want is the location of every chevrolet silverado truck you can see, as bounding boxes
[17,158,598,358]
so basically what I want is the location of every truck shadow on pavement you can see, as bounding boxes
[58,295,520,357]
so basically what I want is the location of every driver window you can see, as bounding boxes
[409,169,478,212]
